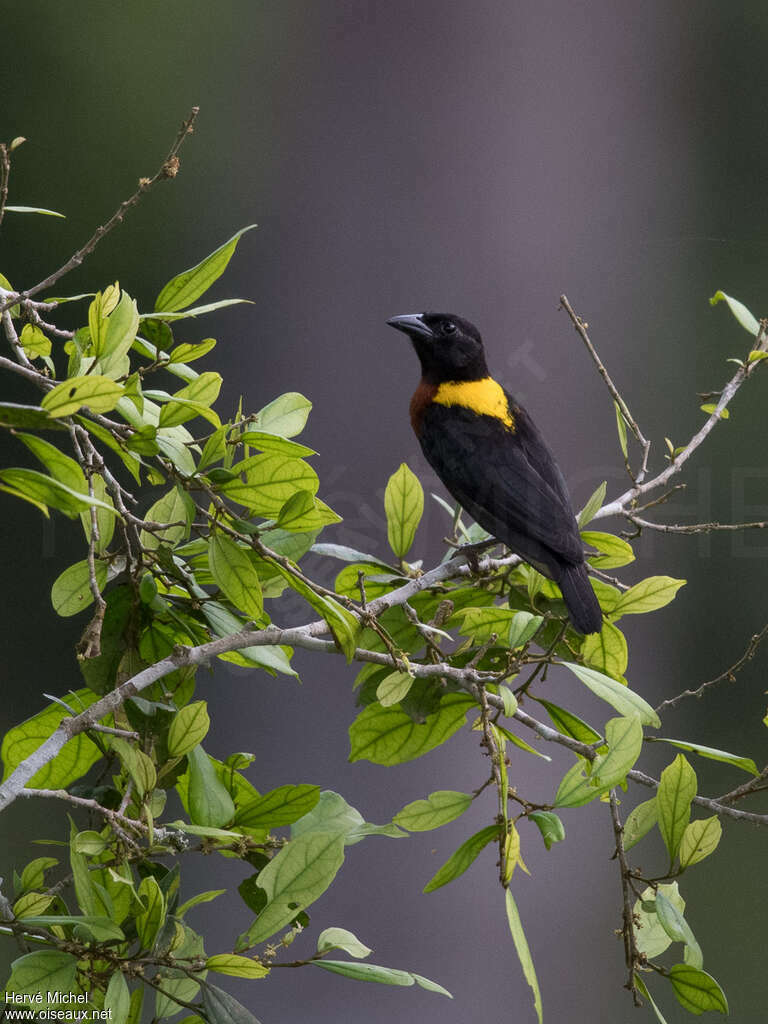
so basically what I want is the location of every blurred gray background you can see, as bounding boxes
[1,2,767,1021]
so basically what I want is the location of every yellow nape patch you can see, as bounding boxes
[433,377,515,429]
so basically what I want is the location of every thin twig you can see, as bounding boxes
[655,622,768,713]
[0,108,200,315]
[629,514,768,534]
[609,791,642,1005]
[560,295,651,482]
[0,142,10,231]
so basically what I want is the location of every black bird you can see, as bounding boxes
[387,312,602,635]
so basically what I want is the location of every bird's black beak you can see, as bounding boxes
[386,313,434,340]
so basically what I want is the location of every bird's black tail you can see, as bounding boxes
[556,562,602,635]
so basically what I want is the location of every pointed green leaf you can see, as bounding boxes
[384,463,424,558]
[577,481,607,527]
[528,810,565,850]
[376,670,415,707]
[187,745,236,828]
[235,784,320,829]
[50,558,108,616]
[649,737,757,776]
[612,576,686,617]
[679,816,722,868]
[709,290,760,335]
[669,964,728,1014]
[205,955,269,979]
[167,701,211,757]
[591,716,643,788]
[393,790,473,832]
[581,531,635,568]
[254,392,312,438]
[349,694,474,765]
[581,619,628,680]
[41,375,124,418]
[422,824,499,893]
[5,951,79,1007]
[240,831,345,944]
[208,533,263,620]
[657,754,697,861]
[635,882,685,959]
[560,661,660,727]
[623,798,658,850]
[201,982,263,1024]
[504,888,543,1024]
[655,889,703,969]
[220,454,318,516]
[156,226,256,312]
[317,927,372,959]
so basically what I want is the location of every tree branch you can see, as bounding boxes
[0,108,199,316]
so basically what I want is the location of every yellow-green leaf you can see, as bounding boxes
[155,225,256,312]
[208,533,263,620]
[385,462,424,559]
[42,375,124,418]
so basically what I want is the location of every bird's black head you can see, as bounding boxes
[387,312,489,383]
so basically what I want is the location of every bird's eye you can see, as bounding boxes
[442,322,457,335]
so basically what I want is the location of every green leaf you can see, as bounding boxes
[577,481,607,527]
[495,725,551,761]
[649,737,757,776]
[140,485,193,551]
[311,960,414,987]
[20,324,52,358]
[623,798,658,850]
[591,716,643,788]
[614,402,628,458]
[50,558,107,617]
[528,810,565,850]
[422,824,498,893]
[168,337,217,363]
[657,754,697,861]
[679,816,722,868]
[699,402,729,419]
[534,698,603,745]
[507,611,544,648]
[136,875,166,950]
[99,290,140,376]
[349,694,474,765]
[205,955,269,979]
[581,531,635,569]
[187,745,236,828]
[240,831,346,944]
[635,882,685,959]
[554,761,603,808]
[176,889,227,918]
[655,889,703,969]
[201,982,264,1024]
[167,701,211,757]
[220,454,318,516]
[393,790,473,832]
[581,619,628,680]
[709,289,760,335]
[634,976,670,1024]
[1,689,103,789]
[156,225,256,312]
[5,951,79,1007]
[105,970,131,1022]
[19,857,59,893]
[291,790,406,845]
[0,468,118,519]
[669,964,728,1015]
[5,204,65,217]
[41,374,124,418]
[145,298,252,323]
[20,914,124,942]
[235,784,321,828]
[384,463,424,558]
[254,392,313,438]
[499,686,519,717]
[504,888,543,1024]
[612,576,686,617]
[747,348,768,363]
[375,670,415,707]
[72,829,109,855]
[456,605,518,642]
[208,533,263,620]
[158,372,223,428]
[560,661,661,727]
[316,927,372,959]
[0,402,67,430]
[269,562,359,661]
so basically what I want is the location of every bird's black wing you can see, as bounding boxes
[418,402,583,566]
